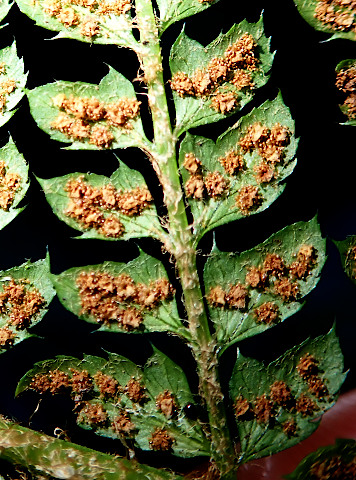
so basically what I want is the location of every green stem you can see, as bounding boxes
[134,2,236,478]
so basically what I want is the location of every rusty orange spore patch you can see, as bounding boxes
[253,394,274,423]
[0,161,21,211]
[94,371,119,398]
[69,369,93,394]
[270,381,292,407]
[310,454,356,479]
[254,302,280,325]
[219,151,244,176]
[0,78,17,114]
[112,413,135,435]
[297,353,319,379]
[51,94,140,147]
[295,393,318,417]
[0,326,15,347]
[314,0,356,33]
[125,377,146,403]
[206,283,248,310]
[78,402,108,425]
[156,390,177,418]
[235,184,261,215]
[234,395,250,418]
[336,64,356,120]
[282,419,297,437]
[30,369,70,394]
[76,271,174,330]
[170,33,259,114]
[149,428,174,451]
[0,278,45,330]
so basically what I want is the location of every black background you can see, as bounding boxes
[0,0,355,471]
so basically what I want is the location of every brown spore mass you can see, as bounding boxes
[112,413,135,435]
[149,428,174,451]
[0,278,45,329]
[314,0,356,33]
[297,353,319,379]
[295,393,317,417]
[156,390,177,418]
[289,244,317,280]
[270,381,292,406]
[263,253,286,278]
[219,151,244,176]
[254,161,275,184]
[211,91,238,114]
[310,455,356,480]
[79,402,108,425]
[274,277,298,301]
[245,266,267,289]
[183,153,202,174]
[69,369,93,394]
[125,377,146,403]
[0,161,21,210]
[254,302,280,325]
[253,394,274,423]
[0,326,15,347]
[336,65,356,120]
[29,373,52,393]
[225,283,248,309]
[236,185,261,215]
[94,371,119,398]
[204,171,229,198]
[185,174,205,200]
[307,375,329,399]
[206,286,226,308]
[234,395,250,418]
[282,419,297,437]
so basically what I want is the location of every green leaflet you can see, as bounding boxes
[0,41,28,128]
[336,59,356,126]
[204,218,326,353]
[38,161,165,241]
[334,235,356,284]
[15,0,137,48]
[179,93,297,241]
[0,255,56,354]
[157,0,221,35]
[52,249,187,336]
[169,15,274,135]
[285,439,356,479]
[293,0,356,41]
[27,66,148,151]
[0,0,12,23]
[230,327,346,464]
[0,137,29,230]
[0,416,184,480]
[16,350,210,458]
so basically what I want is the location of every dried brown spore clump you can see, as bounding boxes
[156,390,177,418]
[135,279,175,309]
[307,375,329,399]
[254,161,275,184]
[149,428,174,451]
[0,161,21,210]
[0,78,17,113]
[183,153,202,174]
[297,353,319,379]
[253,394,274,423]
[263,253,286,278]
[225,283,248,309]
[185,174,205,200]
[245,266,267,289]
[270,381,292,407]
[94,371,119,398]
[170,33,259,113]
[289,244,318,279]
[0,279,45,329]
[219,151,244,176]
[236,185,261,215]
[314,0,356,32]
[274,277,298,301]
[295,393,318,417]
[254,302,280,325]
[234,395,250,418]
[282,419,297,437]
[29,373,52,393]
[96,0,131,16]
[80,18,100,37]
[239,122,291,164]
[116,307,143,330]
[112,413,135,435]
[79,402,108,425]
[115,187,153,217]
[204,171,229,198]
[0,326,15,347]
[206,286,226,308]
[310,455,356,479]
[343,92,356,118]
[125,378,146,403]
[69,369,93,394]
[336,63,356,120]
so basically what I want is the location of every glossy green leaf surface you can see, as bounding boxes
[0,255,56,354]
[38,161,164,241]
[15,0,137,47]
[286,439,356,479]
[170,15,274,135]
[16,350,210,458]
[293,0,356,41]
[0,41,27,127]
[204,218,326,353]
[179,93,297,241]
[52,249,186,336]
[0,137,29,230]
[27,67,147,150]
[157,0,221,35]
[230,328,345,464]
[0,415,184,480]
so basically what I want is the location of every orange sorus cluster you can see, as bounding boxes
[64,176,152,239]
[76,270,175,330]
[234,354,329,435]
[170,33,258,114]
[0,79,17,114]
[336,64,356,120]
[183,153,229,200]
[314,0,356,32]
[51,94,141,148]
[0,160,21,211]
[309,454,356,479]
[207,245,317,324]
[40,0,131,37]
[0,278,45,349]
